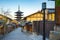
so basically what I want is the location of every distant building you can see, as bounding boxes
[15,6,23,22]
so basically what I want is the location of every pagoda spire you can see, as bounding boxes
[18,5,20,11]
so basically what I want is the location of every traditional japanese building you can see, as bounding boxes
[0,14,12,24]
[15,6,23,22]
[23,8,55,37]
[0,14,12,34]
[24,8,55,22]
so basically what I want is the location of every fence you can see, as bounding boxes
[32,21,55,38]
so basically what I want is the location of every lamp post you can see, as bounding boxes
[42,2,46,40]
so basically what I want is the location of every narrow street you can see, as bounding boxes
[0,27,48,40]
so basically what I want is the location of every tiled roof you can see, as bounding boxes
[0,14,12,20]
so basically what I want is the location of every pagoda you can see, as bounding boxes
[15,6,23,22]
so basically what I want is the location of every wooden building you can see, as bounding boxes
[54,6,60,31]
[0,14,12,24]
[23,8,55,37]
[24,8,55,22]
[23,22,32,33]
[0,14,12,35]
[56,6,60,25]
[55,0,60,31]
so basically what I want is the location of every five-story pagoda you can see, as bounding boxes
[15,6,23,22]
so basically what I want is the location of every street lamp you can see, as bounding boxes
[42,2,46,40]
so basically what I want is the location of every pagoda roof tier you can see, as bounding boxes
[15,11,23,14]
[15,17,23,18]
[15,16,23,17]
[15,15,23,16]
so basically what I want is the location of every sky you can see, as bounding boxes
[0,0,55,19]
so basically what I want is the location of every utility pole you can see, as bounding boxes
[42,2,46,40]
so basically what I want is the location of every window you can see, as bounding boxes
[51,14,55,21]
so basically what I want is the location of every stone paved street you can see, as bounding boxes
[0,27,48,40]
